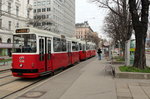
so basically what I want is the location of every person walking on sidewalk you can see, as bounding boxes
[97,48,102,60]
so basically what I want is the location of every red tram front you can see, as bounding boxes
[12,28,54,78]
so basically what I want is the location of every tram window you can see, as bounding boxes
[86,44,90,50]
[72,42,78,51]
[48,39,51,60]
[39,38,44,61]
[62,39,67,51]
[13,34,36,53]
[48,40,51,52]
[53,37,61,52]
[79,43,82,50]
[83,44,85,51]
[67,41,71,52]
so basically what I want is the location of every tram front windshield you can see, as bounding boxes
[13,34,37,53]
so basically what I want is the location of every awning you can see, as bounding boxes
[0,43,13,48]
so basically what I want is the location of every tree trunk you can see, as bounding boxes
[125,39,130,66]
[133,27,146,69]
[129,0,149,69]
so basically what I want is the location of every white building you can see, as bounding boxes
[33,0,75,37]
[0,0,33,56]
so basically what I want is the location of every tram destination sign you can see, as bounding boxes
[16,29,30,33]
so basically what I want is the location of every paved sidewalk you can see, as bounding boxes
[116,78,150,99]
[14,58,117,99]
[59,59,116,99]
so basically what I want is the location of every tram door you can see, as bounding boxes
[67,41,72,65]
[39,37,52,72]
[46,37,52,71]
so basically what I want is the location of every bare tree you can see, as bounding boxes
[104,10,126,57]
[104,10,122,42]
[90,0,132,57]
[129,0,150,69]
[90,0,132,40]
[89,34,101,47]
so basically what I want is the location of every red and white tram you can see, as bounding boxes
[11,27,96,78]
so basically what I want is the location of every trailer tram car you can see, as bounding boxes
[11,27,96,78]
[92,43,96,57]
[85,42,91,59]
[89,42,96,57]
[78,40,86,61]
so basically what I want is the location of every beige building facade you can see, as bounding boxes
[75,21,93,41]
[0,0,34,56]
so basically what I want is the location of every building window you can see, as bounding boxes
[34,9,36,13]
[7,38,11,43]
[42,8,46,12]
[37,9,41,12]
[34,16,36,19]
[8,21,11,30]
[42,15,45,19]
[16,22,19,28]
[8,2,11,13]
[27,10,30,18]
[47,8,51,11]
[0,38,2,43]
[16,6,19,16]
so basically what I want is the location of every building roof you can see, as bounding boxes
[75,21,93,32]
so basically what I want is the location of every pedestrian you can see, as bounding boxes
[97,48,102,60]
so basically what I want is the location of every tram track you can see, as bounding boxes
[0,69,10,73]
[0,75,12,79]
[0,70,12,79]
[0,69,66,99]
[0,76,48,99]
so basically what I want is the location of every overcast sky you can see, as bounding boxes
[75,0,108,38]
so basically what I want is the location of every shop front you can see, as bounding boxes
[0,43,13,56]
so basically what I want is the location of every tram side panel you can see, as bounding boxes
[79,51,86,60]
[51,53,69,70]
[71,51,79,64]
[86,50,91,59]
[94,50,96,56]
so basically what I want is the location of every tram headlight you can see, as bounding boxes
[19,64,23,67]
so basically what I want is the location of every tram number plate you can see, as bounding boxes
[18,73,23,76]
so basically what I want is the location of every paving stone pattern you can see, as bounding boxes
[116,82,150,99]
